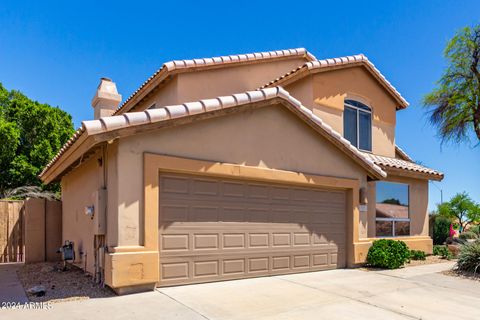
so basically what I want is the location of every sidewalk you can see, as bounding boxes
[0,263,28,303]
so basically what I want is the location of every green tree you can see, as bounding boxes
[423,25,480,144]
[438,192,480,232]
[0,83,74,194]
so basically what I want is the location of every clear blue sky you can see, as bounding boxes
[1,1,479,210]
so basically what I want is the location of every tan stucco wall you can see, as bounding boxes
[285,66,399,157]
[106,141,119,248]
[115,104,368,246]
[61,150,102,274]
[367,174,429,238]
[131,77,179,112]
[131,58,306,112]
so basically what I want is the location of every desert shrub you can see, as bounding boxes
[433,245,452,259]
[433,216,451,245]
[410,250,426,261]
[459,231,478,240]
[469,225,480,236]
[456,241,480,273]
[366,239,410,269]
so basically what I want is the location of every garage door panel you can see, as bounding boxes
[158,173,346,286]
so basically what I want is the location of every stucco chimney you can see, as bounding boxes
[91,77,122,119]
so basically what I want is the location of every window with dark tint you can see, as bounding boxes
[375,181,410,237]
[343,100,372,151]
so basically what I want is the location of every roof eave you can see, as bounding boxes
[380,166,444,181]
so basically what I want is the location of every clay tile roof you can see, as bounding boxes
[260,53,409,109]
[40,86,387,182]
[361,152,443,180]
[113,48,317,116]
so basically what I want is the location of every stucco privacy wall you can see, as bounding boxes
[130,58,307,113]
[115,104,368,247]
[285,66,398,157]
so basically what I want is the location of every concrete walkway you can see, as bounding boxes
[0,263,28,304]
[3,261,480,320]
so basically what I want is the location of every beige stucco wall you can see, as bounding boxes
[61,150,102,274]
[131,77,179,112]
[131,58,306,112]
[115,104,368,246]
[367,175,429,238]
[285,66,399,157]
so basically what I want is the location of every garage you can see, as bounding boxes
[158,173,346,286]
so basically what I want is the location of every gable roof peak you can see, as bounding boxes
[114,48,316,116]
[41,85,388,182]
[262,53,409,109]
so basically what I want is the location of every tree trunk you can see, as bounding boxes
[474,105,480,141]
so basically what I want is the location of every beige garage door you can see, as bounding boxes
[158,173,346,286]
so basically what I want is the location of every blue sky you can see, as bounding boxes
[0,1,479,210]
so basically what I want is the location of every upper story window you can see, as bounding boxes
[343,99,372,152]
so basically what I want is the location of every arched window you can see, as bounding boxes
[343,99,372,151]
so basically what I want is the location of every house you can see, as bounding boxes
[39,48,443,294]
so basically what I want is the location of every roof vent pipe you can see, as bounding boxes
[91,78,122,119]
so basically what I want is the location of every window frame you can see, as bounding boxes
[343,99,372,152]
[375,181,411,237]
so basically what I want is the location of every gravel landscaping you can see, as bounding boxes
[360,255,453,271]
[442,269,480,282]
[407,254,452,266]
[16,262,115,303]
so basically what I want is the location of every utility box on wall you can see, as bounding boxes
[92,188,106,235]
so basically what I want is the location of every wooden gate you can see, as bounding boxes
[0,200,24,263]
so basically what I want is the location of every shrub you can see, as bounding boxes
[410,250,426,261]
[456,241,480,273]
[433,216,451,245]
[366,239,410,269]
[459,231,478,241]
[433,245,452,259]
[469,225,480,236]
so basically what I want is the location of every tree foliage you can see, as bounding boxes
[0,83,74,193]
[438,192,480,232]
[423,25,480,145]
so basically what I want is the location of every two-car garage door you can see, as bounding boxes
[158,173,346,287]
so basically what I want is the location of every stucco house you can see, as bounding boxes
[39,48,443,294]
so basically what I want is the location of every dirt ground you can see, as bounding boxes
[17,262,115,303]
[442,269,480,282]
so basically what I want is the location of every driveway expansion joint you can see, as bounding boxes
[156,289,211,320]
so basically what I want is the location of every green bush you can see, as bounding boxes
[366,239,410,269]
[433,245,452,259]
[456,241,480,273]
[433,216,451,245]
[469,225,480,236]
[459,231,478,240]
[410,250,426,261]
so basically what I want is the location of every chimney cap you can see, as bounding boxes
[91,78,122,117]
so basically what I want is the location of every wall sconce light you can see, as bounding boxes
[85,205,95,219]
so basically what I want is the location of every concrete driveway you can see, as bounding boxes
[3,261,480,320]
